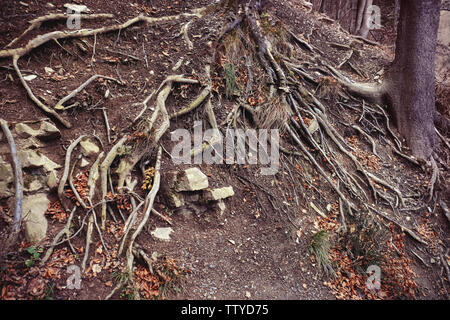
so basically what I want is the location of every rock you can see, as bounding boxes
[23,193,49,244]
[44,67,55,74]
[17,149,45,168]
[151,227,174,241]
[80,139,99,157]
[23,75,37,82]
[17,149,61,172]
[24,179,44,192]
[47,171,58,189]
[213,200,227,216]
[14,123,37,138]
[307,118,319,134]
[203,186,235,201]
[64,3,90,13]
[37,121,60,140]
[80,158,90,168]
[167,191,185,208]
[173,167,209,192]
[0,156,13,198]
[15,121,60,141]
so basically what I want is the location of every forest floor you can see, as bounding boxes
[0,0,449,300]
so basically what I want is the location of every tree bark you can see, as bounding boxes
[384,0,441,159]
[357,0,373,38]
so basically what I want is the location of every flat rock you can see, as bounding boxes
[15,121,60,140]
[47,171,58,189]
[23,193,49,244]
[17,149,60,172]
[203,186,235,201]
[64,3,90,12]
[173,167,209,192]
[80,139,99,157]
[0,156,13,198]
[167,191,185,208]
[151,227,174,241]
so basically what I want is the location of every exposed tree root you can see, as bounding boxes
[40,206,77,265]
[58,135,87,210]
[4,0,439,300]
[54,74,121,110]
[6,13,115,48]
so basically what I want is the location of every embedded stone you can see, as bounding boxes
[203,186,235,201]
[174,167,209,192]
[80,139,99,157]
[23,193,49,244]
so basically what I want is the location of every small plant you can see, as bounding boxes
[309,230,334,276]
[120,287,135,300]
[25,246,43,267]
[224,63,237,99]
[43,282,55,300]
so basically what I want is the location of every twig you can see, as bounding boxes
[102,108,111,144]
[151,208,173,225]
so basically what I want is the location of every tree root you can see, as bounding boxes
[54,74,121,110]
[58,135,87,210]
[40,206,77,265]
[12,56,72,128]
[6,13,115,48]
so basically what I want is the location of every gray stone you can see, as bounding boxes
[0,156,13,198]
[23,193,49,244]
[167,191,185,208]
[37,121,60,140]
[80,139,99,157]
[47,171,58,189]
[80,158,90,168]
[151,227,173,241]
[203,186,235,201]
[24,179,44,192]
[17,149,61,172]
[214,200,227,216]
[64,3,90,12]
[14,120,60,140]
[174,167,209,192]
[15,123,38,138]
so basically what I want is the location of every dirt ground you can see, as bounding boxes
[0,0,449,300]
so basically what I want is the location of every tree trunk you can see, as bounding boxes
[354,0,367,33]
[357,0,373,38]
[384,0,441,159]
